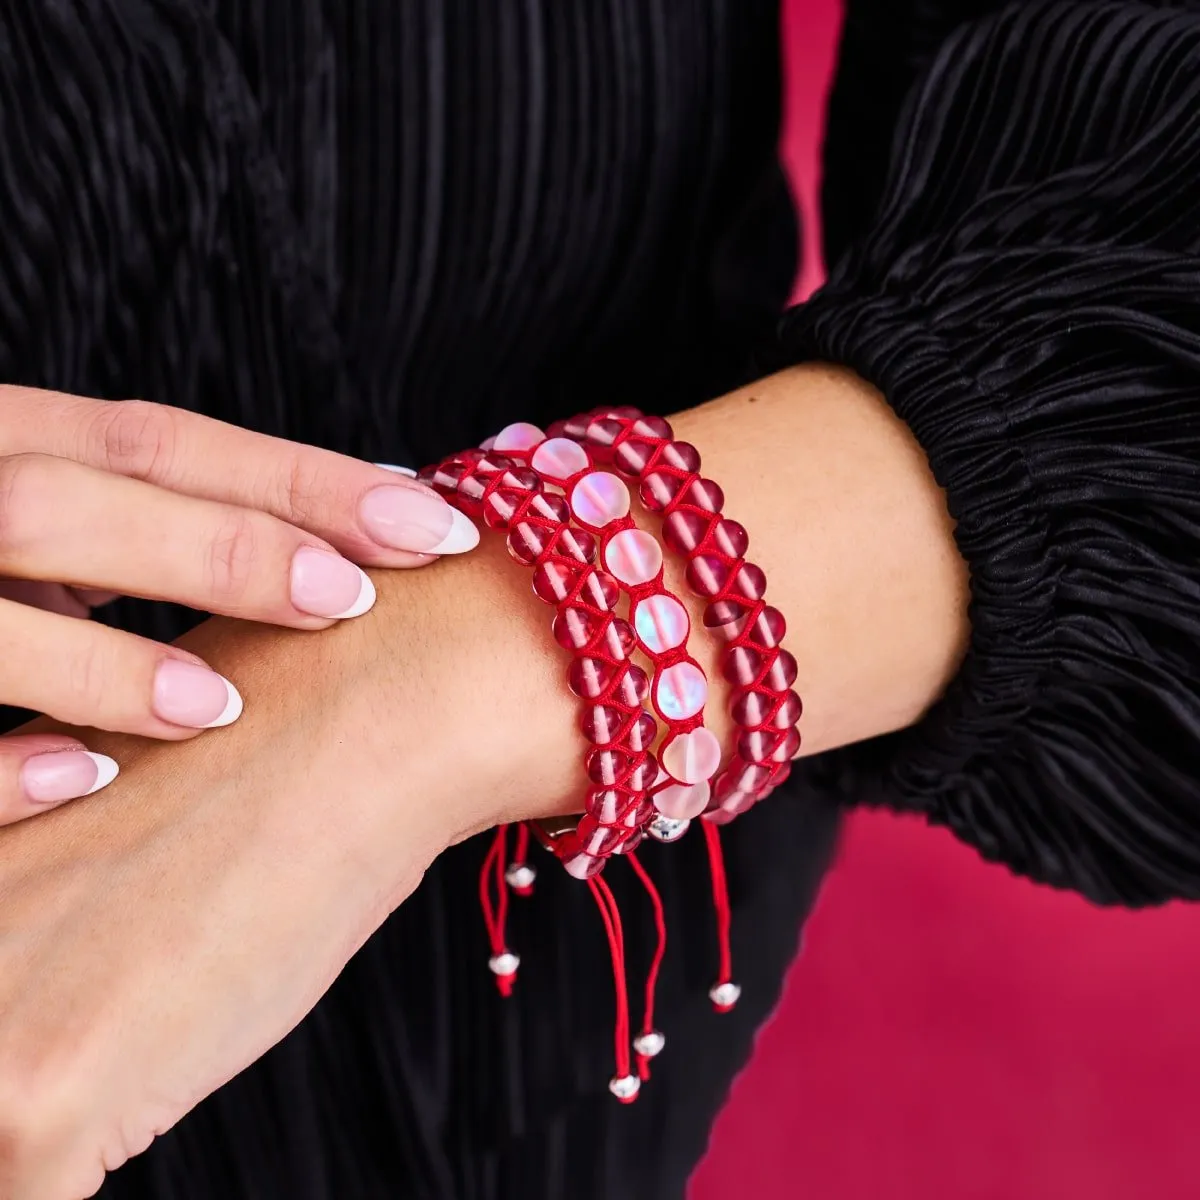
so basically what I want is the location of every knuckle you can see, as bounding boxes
[89,399,178,480]
[278,454,327,529]
[0,453,55,555]
[62,637,118,721]
[204,511,259,608]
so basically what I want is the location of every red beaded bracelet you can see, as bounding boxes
[489,423,722,841]
[418,446,660,880]
[549,408,802,823]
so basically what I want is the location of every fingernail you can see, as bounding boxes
[374,463,418,477]
[153,660,244,729]
[359,486,480,554]
[290,547,376,619]
[22,750,119,805]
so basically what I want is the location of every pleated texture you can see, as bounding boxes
[0,2,835,1198]
[781,0,1200,906]
[7,0,1200,1193]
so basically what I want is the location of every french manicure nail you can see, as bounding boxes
[290,547,376,619]
[359,485,480,554]
[374,463,418,477]
[153,660,244,729]
[22,750,119,805]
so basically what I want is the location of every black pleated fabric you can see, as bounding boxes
[2,0,1199,1194]
[0,2,833,1197]
[780,0,1200,906]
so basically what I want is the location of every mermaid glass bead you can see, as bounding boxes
[570,472,631,527]
[654,661,708,721]
[604,528,663,586]
[633,594,690,653]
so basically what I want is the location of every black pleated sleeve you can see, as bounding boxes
[778,0,1200,906]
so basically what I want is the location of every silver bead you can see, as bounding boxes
[648,815,690,843]
[632,1030,665,1059]
[609,1074,641,1101]
[504,862,537,890]
[709,981,742,1009]
[488,951,520,978]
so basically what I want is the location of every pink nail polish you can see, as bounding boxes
[290,547,376,618]
[359,486,480,554]
[152,660,243,729]
[21,751,119,805]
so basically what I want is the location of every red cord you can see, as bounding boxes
[627,852,667,1080]
[587,874,634,1095]
[513,822,533,894]
[479,825,516,996]
[702,821,735,1009]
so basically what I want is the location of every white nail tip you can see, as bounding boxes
[83,753,120,795]
[428,508,481,555]
[203,678,244,729]
[330,568,377,619]
[374,463,418,477]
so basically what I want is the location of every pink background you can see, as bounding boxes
[691,4,1200,1197]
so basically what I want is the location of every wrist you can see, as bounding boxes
[354,490,734,847]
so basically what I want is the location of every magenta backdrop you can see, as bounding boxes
[690,3,1200,1197]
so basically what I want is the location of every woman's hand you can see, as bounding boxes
[0,540,566,1200]
[0,385,478,824]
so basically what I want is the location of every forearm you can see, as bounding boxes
[18,364,968,870]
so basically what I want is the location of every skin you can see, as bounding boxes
[0,387,478,823]
[0,365,969,1198]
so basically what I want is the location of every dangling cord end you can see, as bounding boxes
[588,874,640,1103]
[626,852,667,1081]
[702,821,741,1012]
[480,825,519,997]
[504,822,537,897]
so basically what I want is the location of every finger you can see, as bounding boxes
[0,597,242,739]
[0,578,90,617]
[70,587,121,608]
[0,734,119,824]
[0,453,377,626]
[0,387,479,567]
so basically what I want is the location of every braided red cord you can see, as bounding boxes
[701,821,735,1009]
[510,822,534,895]
[626,852,667,1081]
[587,874,634,1096]
[479,825,516,997]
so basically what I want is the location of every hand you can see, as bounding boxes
[0,543,562,1200]
[0,385,478,824]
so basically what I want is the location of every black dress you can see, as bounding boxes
[0,0,1198,1195]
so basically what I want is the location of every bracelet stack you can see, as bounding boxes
[419,407,801,1101]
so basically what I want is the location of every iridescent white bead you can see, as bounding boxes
[531,436,590,482]
[609,1074,641,1101]
[660,728,722,784]
[604,528,663,586]
[648,814,691,842]
[652,779,710,820]
[492,422,545,452]
[570,471,631,528]
[488,951,520,977]
[709,981,742,1009]
[504,862,537,890]
[633,1030,666,1058]
[654,662,708,721]
[633,594,689,652]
